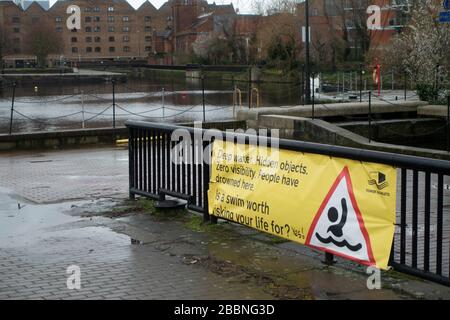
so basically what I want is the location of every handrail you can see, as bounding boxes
[125,120,450,174]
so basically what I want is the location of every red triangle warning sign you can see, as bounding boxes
[305,167,376,266]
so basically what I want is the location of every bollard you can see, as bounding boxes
[112,79,116,128]
[368,91,372,143]
[9,82,16,135]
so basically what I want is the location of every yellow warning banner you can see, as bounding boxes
[208,141,397,270]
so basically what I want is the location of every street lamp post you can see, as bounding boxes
[304,0,311,104]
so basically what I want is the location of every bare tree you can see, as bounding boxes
[23,21,63,68]
[257,11,301,71]
[0,25,12,71]
[386,1,449,101]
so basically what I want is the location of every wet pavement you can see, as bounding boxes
[0,147,449,300]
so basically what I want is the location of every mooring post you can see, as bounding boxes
[112,79,116,128]
[9,81,16,135]
[369,91,372,143]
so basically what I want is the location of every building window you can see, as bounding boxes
[123,36,130,42]
[122,16,129,22]
[109,36,115,42]
[85,7,92,12]
[94,16,100,22]
[72,47,78,53]
[123,46,130,52]
[145,16,151,23]
[94,37,101,42]
[86,47,93,53]
[94,26,101,32]
[109,47,115,53]
[145,26,152,32]
[95,47,101,52]
[71,37,77,43]
[108,6,114,12]
[108,16,114,23]
[85,26,92,32]
[13,48,21,54]
[13,28,20,33]
[86,37,92,42]
[122,26,130,32]
[12,17,20,24]
[13,38,20,44]
[94,7,100,12]
[55,17,62,23]
[85,17,92,23]
[145,36,152,42]
[108,26,115,32]
[145,46,152,52]
[56,27,62,32]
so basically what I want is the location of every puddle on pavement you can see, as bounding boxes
[0,187,131,251]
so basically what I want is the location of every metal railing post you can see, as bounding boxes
[447,96,450,153]
[323,252,335,266]
[203,139,212,223]
[201,73,206,122]
[9,82,16,135]
[368,91,372,143]
[162,87,165,119]
[81,90,85,129]
[359,64,363,103]
[404,71,407,101]
[311,72,315,119]
[112,79,116,128]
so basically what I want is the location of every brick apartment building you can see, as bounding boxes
[0,0,245,67]
[0,0,420,68]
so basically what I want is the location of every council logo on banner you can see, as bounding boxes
[306,167,376,267]
[368,171,389,191]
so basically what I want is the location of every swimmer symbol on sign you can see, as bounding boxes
[306,167,375,266]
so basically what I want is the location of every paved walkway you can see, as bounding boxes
[0,147,449,300]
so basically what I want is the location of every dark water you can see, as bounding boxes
[0,73,302,134]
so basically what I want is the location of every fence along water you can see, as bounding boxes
[127,121,450,286]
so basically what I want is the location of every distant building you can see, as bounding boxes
[295,0,413,62]
[0,0,246,67]
[13,0,50,10]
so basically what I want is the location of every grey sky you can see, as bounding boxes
[48,0,254,13]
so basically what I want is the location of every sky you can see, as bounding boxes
[48,0,254,14]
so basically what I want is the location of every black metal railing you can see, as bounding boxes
[127,121,450,286]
